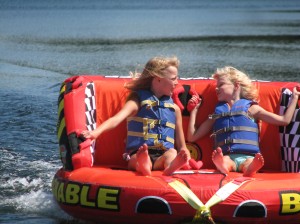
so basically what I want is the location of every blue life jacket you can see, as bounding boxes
[126,90,176,152]
[210,99,260,155]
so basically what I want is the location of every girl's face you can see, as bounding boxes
[215,76,235,102]
[160,66,179,96]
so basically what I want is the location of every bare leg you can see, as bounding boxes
[135,144,152,176]
[212,147,230,174]
[163,150,188,176]
[243,153,264,177]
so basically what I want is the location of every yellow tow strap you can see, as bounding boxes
[168,180,213,223]
[168,177,252,223]
[169,181,204,210]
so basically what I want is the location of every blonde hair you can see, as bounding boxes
[212,66,258,101]
[125,56,179,91]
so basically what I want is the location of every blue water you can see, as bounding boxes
[0,0,299,223]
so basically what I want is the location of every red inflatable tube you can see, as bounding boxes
[172,84,185,111]
[72,138,93,169]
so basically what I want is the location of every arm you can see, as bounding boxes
[82,98,139,140]
[250,87,300,126]
[174,104,191,158]
[187,105,214,142]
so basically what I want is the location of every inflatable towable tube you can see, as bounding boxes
[53,75,300,224]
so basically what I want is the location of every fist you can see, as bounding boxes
[187,94,202,112]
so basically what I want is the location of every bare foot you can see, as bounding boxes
[163,150,188,176]
[136,144,152,176]
[212,147,229,174]
[243,153,264,177]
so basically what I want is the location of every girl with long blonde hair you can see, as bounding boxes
[82,56,190,176]
[187,66,299,176]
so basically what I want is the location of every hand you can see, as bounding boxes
[187,94,202,112]
[81,130,96,140]
[293,85,300,98]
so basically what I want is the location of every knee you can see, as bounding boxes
[167,148,177,155]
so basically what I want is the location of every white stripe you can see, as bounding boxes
[279,106,285,115]
[284,134,290,147]
[282,146,288,161]
[294,148,300,161]
[291,135,300,147]
[92,96,96,109]
[290,122,299,135]
[85,97,92,111]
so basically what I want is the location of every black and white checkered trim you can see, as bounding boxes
[85,82,96,157]
[85,82,97,131]
[279,88,300,173]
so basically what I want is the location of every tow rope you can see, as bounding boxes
[168,176,252,223]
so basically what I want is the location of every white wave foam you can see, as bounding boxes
[4,189,73,221]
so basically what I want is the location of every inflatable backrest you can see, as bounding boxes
[59,76,299,172]
[93,78,129,168]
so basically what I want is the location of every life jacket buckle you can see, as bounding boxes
[224,138,233,145]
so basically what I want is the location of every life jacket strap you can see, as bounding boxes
[211,126,259,137]
[217,138,259,147]
[148,144,168,151]
[127,117,175,129]
[127,131,175,144]
[209,111,248,120]
[141,100,176,110]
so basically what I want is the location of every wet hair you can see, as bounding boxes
[124,56,179,91]
[212,66,258,101]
